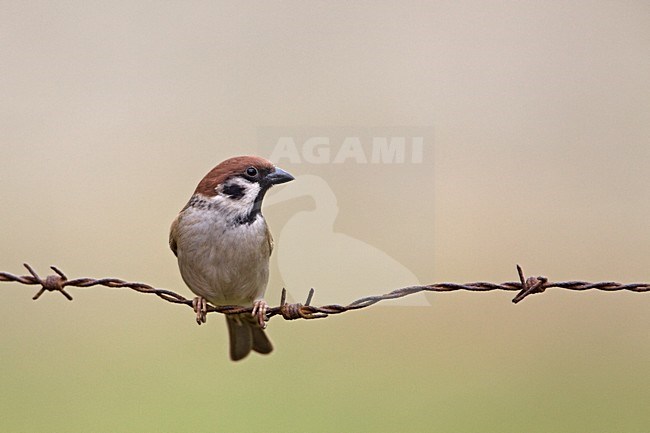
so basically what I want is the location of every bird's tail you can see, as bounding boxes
[225,314,273,361]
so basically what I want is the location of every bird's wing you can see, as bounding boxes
[266,224,274,256]
[169,214,180,257]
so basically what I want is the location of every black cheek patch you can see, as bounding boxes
[222,183,245,200]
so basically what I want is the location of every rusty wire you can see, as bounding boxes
[1,264,649,322]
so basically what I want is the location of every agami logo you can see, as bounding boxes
[270,136,424,164]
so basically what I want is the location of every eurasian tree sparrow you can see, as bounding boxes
[169,156,294,361]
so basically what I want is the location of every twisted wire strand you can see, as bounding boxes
[1,264,648,322]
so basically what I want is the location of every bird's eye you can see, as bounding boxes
[246,167,258,177]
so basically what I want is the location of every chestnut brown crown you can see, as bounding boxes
[194,156,277,197]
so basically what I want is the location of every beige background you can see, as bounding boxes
[1,1,649,432]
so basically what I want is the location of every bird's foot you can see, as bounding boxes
[251,299,269,329]
[192,296,208,325]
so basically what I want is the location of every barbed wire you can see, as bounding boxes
[1,263,649,322]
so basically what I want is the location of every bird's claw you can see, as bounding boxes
[251,299,269,329]
[192,296,208,325]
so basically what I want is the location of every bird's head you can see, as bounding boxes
[193,155,294,224]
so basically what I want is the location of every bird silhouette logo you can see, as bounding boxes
[266,175,431,307]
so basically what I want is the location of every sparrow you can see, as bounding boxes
[169,155,294,361]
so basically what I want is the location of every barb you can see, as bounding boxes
[1,263,649,322]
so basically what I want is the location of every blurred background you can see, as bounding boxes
[1,1,649,432]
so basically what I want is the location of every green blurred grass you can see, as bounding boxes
[2,290,649,433]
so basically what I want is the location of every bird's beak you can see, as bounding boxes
[265,167,295,185]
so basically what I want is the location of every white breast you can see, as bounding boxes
[175,205,271,307]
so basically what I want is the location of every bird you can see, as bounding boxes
[169,155,294,361]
